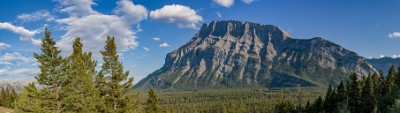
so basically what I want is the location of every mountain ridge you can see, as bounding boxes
[135,20,376,90]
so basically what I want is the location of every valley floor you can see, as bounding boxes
[138,87,325,113]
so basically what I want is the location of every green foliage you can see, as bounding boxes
[347,73,361,113]
[62,38,101,112]
[97,36,138,113]
[15,29,140,113]
[274,91,295,113]
[145,87,161,113]
[388,99,400,113]
[0,86,18,108]
[15,83,51,113]
[361,75,375,113]
[33,28,66,113]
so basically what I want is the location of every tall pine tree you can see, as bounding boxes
[62,38,101,112]
[361,75,375,113]
[97,36,138,113]
[348,73,361,113]
[145,87,161,113]
[33,28,66,113]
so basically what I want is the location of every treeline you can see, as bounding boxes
[275,65,400,113]
[0,87,17,108]
[1,29,162,113]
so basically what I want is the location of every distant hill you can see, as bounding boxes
[135,20,376,90]
[367,57,400,75]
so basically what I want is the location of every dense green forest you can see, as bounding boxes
[2,29,400,113]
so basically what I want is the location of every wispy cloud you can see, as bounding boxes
[0,52,36,66]
[143,47,150,51]
[159,43,171,47]
[17,10,55,22]
[216,12,222,18]
[241,0,257,4]
[150,4,203,29]
[0,43,11,50]
[388,32,400,38]
[152,37,160,41]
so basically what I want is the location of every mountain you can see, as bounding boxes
[135,20,376,90]
[366,57,400,75]
[0,78,37,92]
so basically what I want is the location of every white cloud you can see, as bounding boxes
[17,10,55,22]
[114,0,148,24]
[54,0,148,57]
[54,0,98,17]
[0,22,41,45]
[159,43,171,47]
[241,0,256,4]
[150,4,203,29]
[0,68,38,76]
[392,54,400,58]
[0,52,36,66]
[0,43,11,50]
[213,0,234,8]
[389,32,400,38]
[143,47,150,51]
[152,37,160,41]
[216,12,222,18]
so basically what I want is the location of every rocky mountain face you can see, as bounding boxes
[135,20,376,90]
[367,57,400,75]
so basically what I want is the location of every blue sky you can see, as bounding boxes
[0,0,400,84]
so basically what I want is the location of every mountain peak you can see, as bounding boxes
[198,20,291,40]
[135,20,376,90]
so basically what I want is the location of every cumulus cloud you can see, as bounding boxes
[114,0,148,24]
[389,32,400,38]
[0,52,36,66]
[0,68,38,76]
[241,0,256,4]
[152,37,160,41]
[17,10,55,22]
[54,0,148,57]
[213,0,234,8]
[143,47,150,51]
[159,43,171,47]
[150,4,203,29]
[0,22,40,45]
[0,43,11,50]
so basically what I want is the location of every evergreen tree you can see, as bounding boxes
[311,96,323,113]
[372,72,380,99]
[62,38,101,112]
[348,73,361,113]
[337,81,347,103]
[98,36,138,112]
[361,75,375,113]
[324,85,337,113]
[384,65,397,94]
[15,83,51,113]
[145,87,161,113]
[33,28,66,113]
[0,87,5,107]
